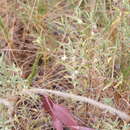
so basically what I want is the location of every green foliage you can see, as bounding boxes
[0,54,25,96]
[0,0,130,129]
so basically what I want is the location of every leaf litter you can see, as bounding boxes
[0,0,130,129]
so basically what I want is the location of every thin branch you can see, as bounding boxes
[23,88,130,121]
[0,98,14,119]
[0,98,13,108]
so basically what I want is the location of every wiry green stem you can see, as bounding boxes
[27,52,42,85]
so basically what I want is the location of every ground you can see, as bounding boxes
[0,0,130,130]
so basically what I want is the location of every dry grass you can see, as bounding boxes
[0,0,130,129]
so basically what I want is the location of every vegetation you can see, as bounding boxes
[0,0,130,129]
